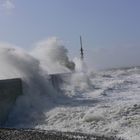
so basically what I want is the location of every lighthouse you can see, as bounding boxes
[80,36,84,60]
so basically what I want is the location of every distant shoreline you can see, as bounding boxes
[0,128,123,140]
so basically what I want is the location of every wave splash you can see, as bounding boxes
[0,39,139,139]
[0,38,75,127]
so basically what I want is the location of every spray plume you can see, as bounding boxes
[0,38,75,127]
[31,37,75,74]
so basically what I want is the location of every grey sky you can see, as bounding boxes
[0,0,140,69]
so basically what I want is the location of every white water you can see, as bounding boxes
[35,68,140,140]
[0,39,139,140]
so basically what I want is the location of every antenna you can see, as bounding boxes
[80,36,84,60]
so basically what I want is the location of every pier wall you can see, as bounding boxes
[0,73,71,125]
[0,78,22,125]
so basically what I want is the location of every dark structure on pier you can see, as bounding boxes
[80,36,84,60]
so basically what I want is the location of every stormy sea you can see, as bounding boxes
[0,38,139,140]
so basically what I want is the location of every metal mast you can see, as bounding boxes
[80,36,84,60]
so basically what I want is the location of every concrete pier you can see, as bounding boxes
[0,74,70,125]
[0,78,22,125]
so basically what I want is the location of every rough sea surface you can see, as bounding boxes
[37,67,140,140]
[5,67,140,140]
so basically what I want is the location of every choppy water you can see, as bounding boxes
[1,38,139,140]
[5,67,140,140]
[37,67,140,140]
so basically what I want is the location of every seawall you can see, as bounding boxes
[0,78,22,125]
[0,74,71,125]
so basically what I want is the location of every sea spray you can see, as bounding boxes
[0,38,75,127]
[0,38,92,129]
[0,45,51,127]
[73,57,87,73]
[62,57,93,96]
[31,37,75,74]
[0,39,139,139]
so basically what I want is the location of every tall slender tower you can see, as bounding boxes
[80,36,84,60]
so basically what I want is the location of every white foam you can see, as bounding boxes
[36,68,140,140]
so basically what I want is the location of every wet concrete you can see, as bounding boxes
[0,79,22,125]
